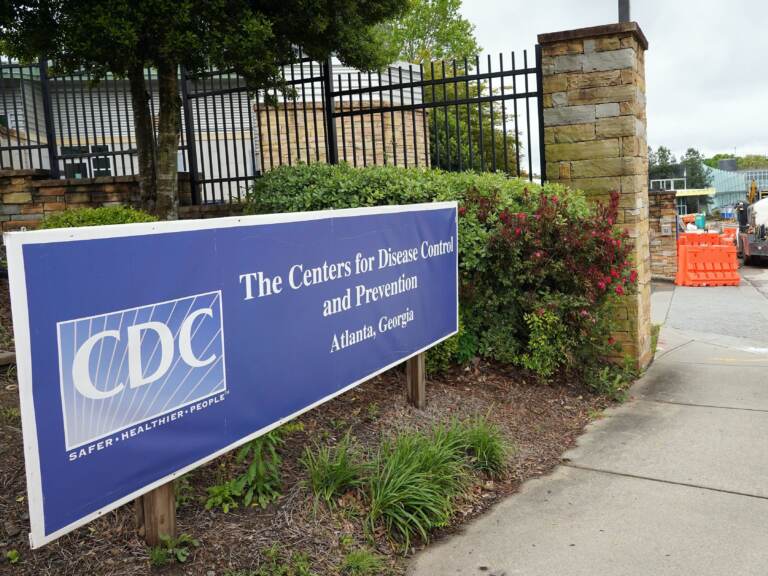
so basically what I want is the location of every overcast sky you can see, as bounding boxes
[460,0,768,160]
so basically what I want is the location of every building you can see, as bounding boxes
[706,165,768,209]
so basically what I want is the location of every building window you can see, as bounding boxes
[62,146,89,179]
[91,145,111,177]
[0,113,7,128]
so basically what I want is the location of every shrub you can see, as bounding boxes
[515,310,568,380]
[474,190,635,383]
[425,329,460,375]
[301,433,362,506]
[246,164,635,388]
[40,206,157,229]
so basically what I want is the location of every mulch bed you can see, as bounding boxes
[0,278,608,575]
[0,278,13,352]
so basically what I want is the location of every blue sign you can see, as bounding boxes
[4,203,458,547]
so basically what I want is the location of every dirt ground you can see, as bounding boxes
[0,278,608,575]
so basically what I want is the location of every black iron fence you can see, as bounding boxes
[0,51,544,204]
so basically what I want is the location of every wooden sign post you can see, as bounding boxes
[135,482,176,546]
[406,352,426,409]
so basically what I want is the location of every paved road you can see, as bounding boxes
[408,278,768,576]
[741,262,768,298]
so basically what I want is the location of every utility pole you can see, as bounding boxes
[619,0,631,22]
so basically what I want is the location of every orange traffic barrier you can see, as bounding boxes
[675,233,740,286]
[721,227,737,244]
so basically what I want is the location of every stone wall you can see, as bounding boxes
[0,170,241,233]
[257,102,430,170]
[649,190,677,281]
[538,22,652,369]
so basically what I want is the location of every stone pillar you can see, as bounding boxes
[538,22,651,369]
[649,190,678,281]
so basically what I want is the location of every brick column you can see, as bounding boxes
[538,22,651,369]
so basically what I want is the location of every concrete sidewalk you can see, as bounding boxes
[408,281,768,576]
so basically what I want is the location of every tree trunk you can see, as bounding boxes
[155,61,180,220]
[128,66,157,212]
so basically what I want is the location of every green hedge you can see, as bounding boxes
[247,164,635,389]
[41,206,157,229]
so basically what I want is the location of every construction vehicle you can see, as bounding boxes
[736,193,768,265]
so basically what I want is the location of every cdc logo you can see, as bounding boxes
[56,291,226,450]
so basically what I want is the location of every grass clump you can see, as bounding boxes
[301,433,362,507]
[341,549,388,575]
[454,416,508,478]
[366,438,456,550]
[364,417,511,550]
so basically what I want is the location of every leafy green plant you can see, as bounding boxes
[148,546,169,567]
[206,422,303,512]
[205,478,241,513]
[235,432,284,508]
[1,406,20,424]
[338,534,356,548]
[6,549,20,564]
[175,474,195,508]
[586,357,637,401]
[229,544,316,576]
[341,549,387,575]
[40,206,157,229]
[651,323,661,357]
[148,533,199,567]
[366,402,380,421]
[515,310,568,381]
[301,433,362,507]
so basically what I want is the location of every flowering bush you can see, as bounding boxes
[461,188,636,381]
[246,164,636,388]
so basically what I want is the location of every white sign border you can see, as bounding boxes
[3,201,459,549]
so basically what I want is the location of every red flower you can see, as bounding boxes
[615,285,624,295]
[597,280,606,291]
[515,227,522,236]
[608,336,616,345]
[629,270,638,283]
[458,206,467,216]
[610,268,619,279]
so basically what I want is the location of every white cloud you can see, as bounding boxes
[460,0,768,158]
